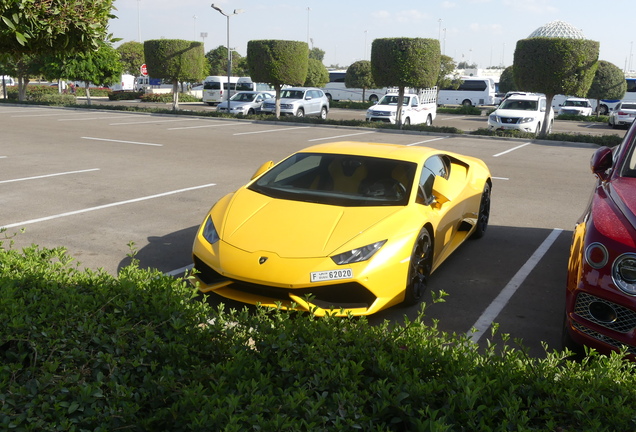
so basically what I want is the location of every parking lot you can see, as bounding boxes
[1,103,606,357]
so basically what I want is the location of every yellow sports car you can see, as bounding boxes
[192,141,491,316]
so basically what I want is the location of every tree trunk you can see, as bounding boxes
[396,86,405,128]
[275,84,282,119]
[172,79,179,110]
[540,94,554,137]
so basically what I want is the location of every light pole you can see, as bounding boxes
[211,4,244,102]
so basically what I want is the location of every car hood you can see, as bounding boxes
[218,188,400,258]
[219,101,253,108]
[493,108,540,117]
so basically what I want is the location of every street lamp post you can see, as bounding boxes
[211,4,244,102]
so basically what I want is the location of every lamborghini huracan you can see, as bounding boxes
[191,141,492,316]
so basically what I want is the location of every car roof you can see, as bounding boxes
[505,94,543,101]
[297,141,438,163]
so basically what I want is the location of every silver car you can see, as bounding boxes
[261,87,329,118]
[216,91,274,115]
[608,101,636,129]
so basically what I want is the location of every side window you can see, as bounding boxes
[424,155,449,179]
[417,168,436,205]
[417,155,450,205]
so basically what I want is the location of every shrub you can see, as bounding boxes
[140,92,201,103]
[108,91,143,100]
[2,243,636,431]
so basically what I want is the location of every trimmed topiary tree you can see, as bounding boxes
[247,40,309,118]
[304,58,329,88]
[371,38,441,126]
[498,65,518,94]
[587,60,626,115]
[345,60,377,103]
[513,37,599,136]
[143,39,207,110]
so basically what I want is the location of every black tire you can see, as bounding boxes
[600,104,608,115]
[296,108,304,117]
[403,117,411,126]
[247,108,255,115]
[535,123,541,135]
[462,99,472,107]
[320,106,328,120]
[562,313,585,361]
[404,227,433,305]
[472,182,491,239]
[369,94,379,103]
[425,115,432,126]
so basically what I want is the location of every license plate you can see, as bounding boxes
[310,269,353,282]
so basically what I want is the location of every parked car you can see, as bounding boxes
[558,97,593,116]
[563,124,636,360]
[365,90,437,126]
[216,91,274,115]
[191,141,492,316]
[260,87,329,118]
[487,94,554,135]
[608,101,636,129]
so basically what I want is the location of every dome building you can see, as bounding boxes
[527,20,585,39]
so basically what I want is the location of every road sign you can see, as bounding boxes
[140,64,148,76]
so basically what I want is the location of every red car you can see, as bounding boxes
[564,123,636,359]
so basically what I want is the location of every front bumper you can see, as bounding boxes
[565,290,636,357]
[191,234,409,316]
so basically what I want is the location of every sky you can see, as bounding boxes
[107,0,636,74]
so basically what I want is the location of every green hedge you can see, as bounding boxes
[2,243,636,431]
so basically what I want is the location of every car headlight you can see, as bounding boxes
[202,216,220,245]
[519,117,536,124]
[613,253,636,295]
[489,114,498,122]
[331,240,387,265]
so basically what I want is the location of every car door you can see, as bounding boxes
[416,155,467,266]
[306,90,320,115]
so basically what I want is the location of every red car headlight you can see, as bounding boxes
[585,242,609,269]
[612,253,636,295]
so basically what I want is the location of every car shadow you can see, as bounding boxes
[123,224,572,359]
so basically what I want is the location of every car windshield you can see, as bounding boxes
[230,92,256,102]
[564,100,589,107]
[248,152,416,207]
[280,90,305,99]
[377,95,409,106]
[499,99,538,111]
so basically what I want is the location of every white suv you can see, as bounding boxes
[260,87,329,118]
[488,94,554,135]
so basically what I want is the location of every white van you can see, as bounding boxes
[1,76,15,86]
[236,77,274,93]
[438,77,497,107]
[202,75,240,105]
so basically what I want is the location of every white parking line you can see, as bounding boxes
[82,137,163,147]
[2,183,217,229]
[11,111,98,118]
[58,115,137,121]
[0,168,99,185]
[407,136,450,146]
[168,123,234,130]
[165,264,193,277]
[108,118,202,126]
[308,131,376,142]
[493,142,532,157]
[466,228,563,343]
[234,126,310,136]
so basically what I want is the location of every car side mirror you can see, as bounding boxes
[431,176,452,207]
[305,96,312,100]
[590,146,613,180]
[251,161,274,180]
